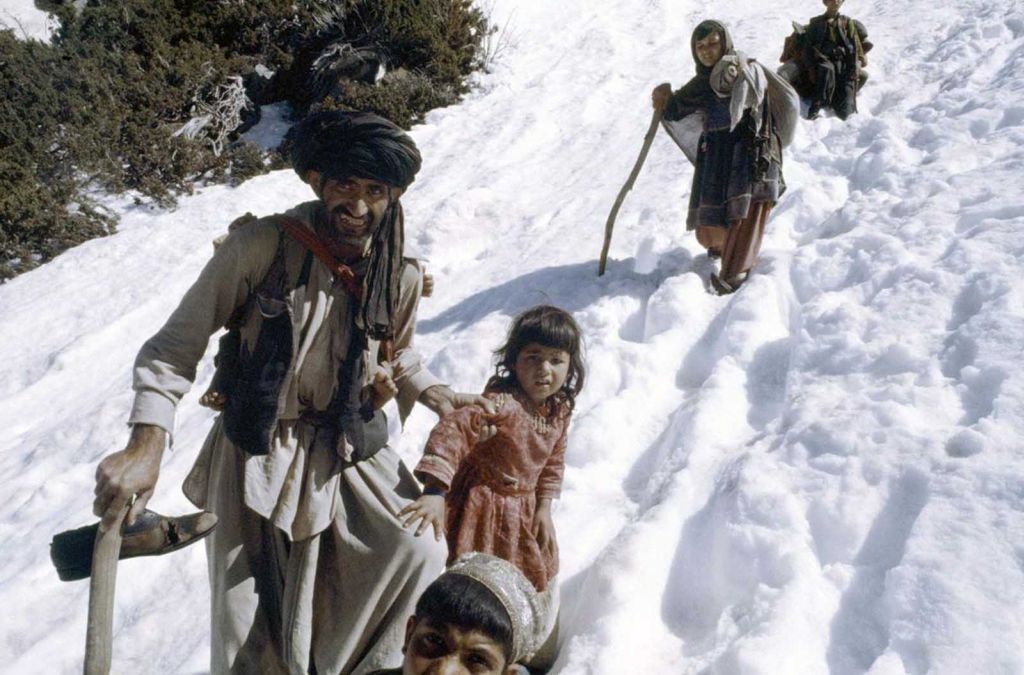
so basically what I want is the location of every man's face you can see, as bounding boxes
[403,617,510,675]
[695,31,724,68]
[308,171,399,245]
[823,0,843,16]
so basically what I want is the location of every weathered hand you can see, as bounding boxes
[422,271,435,298]
[419,386,497,418]
[652,82,672,110]
[451,392,497,415]
[398,494,446,541]
[93,425,166,531]
[532,502,559,561]
[371,363,399,409]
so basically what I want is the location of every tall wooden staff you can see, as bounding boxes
[598,108,663,276]
[83,505,129,675]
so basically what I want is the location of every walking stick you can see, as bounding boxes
[84,504,129,675]
[598,108,663,276]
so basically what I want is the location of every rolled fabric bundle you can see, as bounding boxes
[710,54,741,97]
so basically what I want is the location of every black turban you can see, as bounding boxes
[290,110,422,189]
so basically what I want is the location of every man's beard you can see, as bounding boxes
[329,205,374,249]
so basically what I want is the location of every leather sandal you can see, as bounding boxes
[50,510,218,582]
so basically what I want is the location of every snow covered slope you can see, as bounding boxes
[2,0,1023,673]
[0,0,52,41]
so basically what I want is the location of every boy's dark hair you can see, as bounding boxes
[414,572,514,661]
[486,305,586,412]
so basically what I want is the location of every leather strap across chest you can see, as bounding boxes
[276,215,395,362]
[277,216,363,300]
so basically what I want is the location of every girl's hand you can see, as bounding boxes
[652,82,672,110]
[398,494,446,541]
[533,499,559,560]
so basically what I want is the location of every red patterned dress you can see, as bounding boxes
[415,388,570,591]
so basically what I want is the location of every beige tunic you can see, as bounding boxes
[129,201,447,674]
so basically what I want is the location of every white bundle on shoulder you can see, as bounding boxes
[711,52,800,148]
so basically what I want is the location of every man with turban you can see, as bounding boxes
[92,111,491,674]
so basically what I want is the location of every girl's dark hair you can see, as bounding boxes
[693,20,722,42]
[486,305,586,412]
[414,573,514,661]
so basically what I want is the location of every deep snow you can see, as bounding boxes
[1,1,1023,673]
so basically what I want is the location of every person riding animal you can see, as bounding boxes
[779,0,872,120]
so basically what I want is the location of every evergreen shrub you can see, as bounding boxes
[0,0,489,279]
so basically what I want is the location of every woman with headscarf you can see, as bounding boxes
[652,20,799,294]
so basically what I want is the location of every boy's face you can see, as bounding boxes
[403,617,511,675]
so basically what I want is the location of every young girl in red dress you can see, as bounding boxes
[399,305,586,595]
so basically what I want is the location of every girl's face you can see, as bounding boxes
[694,31,724,68]
[514,343,571,406]
[403,617,510,675]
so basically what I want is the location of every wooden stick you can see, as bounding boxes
[84,505,128,675]
[598,108,663,276]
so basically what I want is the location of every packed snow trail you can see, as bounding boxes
[1,0,1023,673]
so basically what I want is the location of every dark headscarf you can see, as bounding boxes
[690,20,735,77]
[289,110,422,340]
